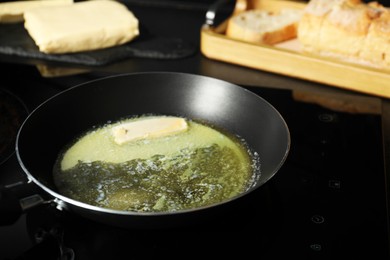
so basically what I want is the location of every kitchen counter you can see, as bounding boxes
[0,1,389,259]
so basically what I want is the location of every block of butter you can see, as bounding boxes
[0,0,73,23]
[112,117,188,145]
[23,0,139,54]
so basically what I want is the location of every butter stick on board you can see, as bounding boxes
[23,0,140,54]
[0,0,73,23]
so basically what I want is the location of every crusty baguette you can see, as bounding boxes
[297,0,356,53]
[23,0,139,54]
[360,3,390,68]
[298,0,390,69]
[226,8,302,45]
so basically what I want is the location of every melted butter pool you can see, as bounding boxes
[53,116,259,212]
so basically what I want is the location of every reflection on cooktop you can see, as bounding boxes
[0,88,28,165]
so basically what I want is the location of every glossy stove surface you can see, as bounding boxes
[0,72,388,260]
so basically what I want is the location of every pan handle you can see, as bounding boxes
[205,0,242,27]
[0,181,49,225]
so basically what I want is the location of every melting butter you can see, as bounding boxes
[111,116,188,145]
[53,115,259,212]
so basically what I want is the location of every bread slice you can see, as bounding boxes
[23,0,139,54]
[226,8,302,45]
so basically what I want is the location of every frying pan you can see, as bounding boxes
[15,72,290,228]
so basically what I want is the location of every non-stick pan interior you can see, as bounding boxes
[16,72,290,204]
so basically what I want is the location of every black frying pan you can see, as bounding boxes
[15,72,290,228]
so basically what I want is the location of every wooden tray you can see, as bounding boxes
[200,0,390,99]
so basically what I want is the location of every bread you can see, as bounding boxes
[226,8,303,45]
[298,0,390,69]
[23,0,139,54]
[359,3,390,68]
[0,0,73,23]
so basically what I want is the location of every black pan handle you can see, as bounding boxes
[205,0,239,27]
[0,181,46,225]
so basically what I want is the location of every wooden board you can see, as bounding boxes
[200,0,390,99]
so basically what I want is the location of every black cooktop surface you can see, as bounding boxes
[0,68,388,260]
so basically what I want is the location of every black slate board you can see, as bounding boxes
[0,23,197,66]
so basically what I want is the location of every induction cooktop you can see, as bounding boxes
[0,67,388,259]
